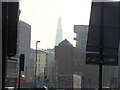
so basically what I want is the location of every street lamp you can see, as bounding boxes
[34,41,40,86]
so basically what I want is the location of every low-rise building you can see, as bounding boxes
[30,49,55,83]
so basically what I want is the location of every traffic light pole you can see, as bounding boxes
[18,54,25,90]
[99,62,102,90]
[2,2,9,89]
[99,2,104,90]
[18,66,21,90]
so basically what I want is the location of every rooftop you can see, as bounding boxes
[58,39,73,46]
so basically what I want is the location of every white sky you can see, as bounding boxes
[19,0,92,49]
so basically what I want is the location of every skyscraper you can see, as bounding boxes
[55,16,63,46]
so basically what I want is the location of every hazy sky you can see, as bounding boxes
[19,0,92,49]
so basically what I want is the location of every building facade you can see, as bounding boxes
[17,21,31,82]
[55,39,83,88]
[74,25,88,49]
[45,51,55,82]
[55,39,74,76]
[30,49,55,83]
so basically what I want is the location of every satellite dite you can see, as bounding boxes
[86,0,120,66]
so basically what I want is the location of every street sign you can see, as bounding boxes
[86,1,120,66]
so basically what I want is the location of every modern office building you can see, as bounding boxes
[55,16,63,46]
[74,25,88,49]
[17,20,31,82]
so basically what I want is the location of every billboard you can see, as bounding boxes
[86,1,120,65]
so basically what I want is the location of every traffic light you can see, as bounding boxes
[44,76,49,82]
[20,54,25,71]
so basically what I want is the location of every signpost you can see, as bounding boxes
[86,1,120,90]
[86,1,119,66]
[18,54,25,90]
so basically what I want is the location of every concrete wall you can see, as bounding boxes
[55,46,74,75]
[46,52,55,82]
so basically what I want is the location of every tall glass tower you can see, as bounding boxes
[55,16,63,46]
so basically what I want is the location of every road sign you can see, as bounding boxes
[86,1,120,66]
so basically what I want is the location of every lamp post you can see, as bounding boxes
[34,41,40,86]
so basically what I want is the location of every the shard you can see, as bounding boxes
[55,16,63,46]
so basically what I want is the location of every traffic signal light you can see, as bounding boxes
[20,54,25,71]
[44,76,49,82]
